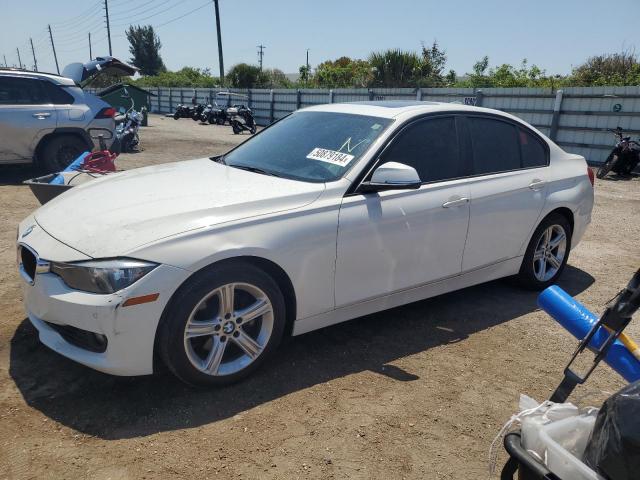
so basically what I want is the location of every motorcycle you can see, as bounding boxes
[115,103,143,153]
[172,103,196,120]
[200,101,228,125]
[596,127,640,179]
[227,104,256,134]
[191,103,205,122]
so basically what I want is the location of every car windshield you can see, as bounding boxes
[221,111,393,182]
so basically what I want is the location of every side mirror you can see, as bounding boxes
[358,162,422,193]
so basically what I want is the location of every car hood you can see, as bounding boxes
[34,158,325,258]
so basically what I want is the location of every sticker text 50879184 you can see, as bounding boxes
[306,147,355,167]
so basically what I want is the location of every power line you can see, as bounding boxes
[155,1,211,28]
[50,1,104,30]
[52,21,105,44]
[110,0,186,27]
[109,0,177,22]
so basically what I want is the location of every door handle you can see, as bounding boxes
[32,112,51,118]
[528,179,546,190]
[442,197,469,208]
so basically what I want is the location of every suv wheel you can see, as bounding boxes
[41,135,87,172]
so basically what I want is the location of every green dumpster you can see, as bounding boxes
[96,83,156,126]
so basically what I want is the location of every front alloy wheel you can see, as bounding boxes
[158,263,286,386]
[184,283,274,376]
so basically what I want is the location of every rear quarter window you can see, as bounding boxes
[42,81,75,105]
[519,128,548,168]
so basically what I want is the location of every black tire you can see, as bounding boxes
[517,213,572,290]
[173,112,179,120]
[40,135,88,173]
[596,154,616,179]
[216,117,224,125]
[208,116,216,125]
[232,123,241,134]
[250,125,257,134]
[158,262,286,386]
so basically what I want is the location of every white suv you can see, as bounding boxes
[0,56,136,172]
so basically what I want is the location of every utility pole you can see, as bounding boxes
[16,48,23,69]
[257,44,265,71]
[104,0,112,56]
[2,54,6,67]
[89,32,93,60]
[212,0,224,83]
[30,38,38,71]
[48,25,60,74]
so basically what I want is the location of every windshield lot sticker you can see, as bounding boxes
[307,147,355,167]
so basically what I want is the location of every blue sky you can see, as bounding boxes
[1,0,638,77]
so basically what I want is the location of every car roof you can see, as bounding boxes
[302,100,506,119]
[0,68,76,86]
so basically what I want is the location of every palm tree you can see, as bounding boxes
[368,49,422,87]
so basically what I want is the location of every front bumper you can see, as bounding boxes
[18,222,190,376]
[24,264,189,376]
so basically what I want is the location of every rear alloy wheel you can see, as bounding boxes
[517,213,572,290]
[41,135,87,172]
[159,263,285,386]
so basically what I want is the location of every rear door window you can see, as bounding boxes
[468,117,520,175]
[0,76,47,105]
[381,116,465,183]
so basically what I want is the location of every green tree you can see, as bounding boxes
[298,64,311,85]
[417,41,447,86]
[263,68,292,88]
[312,57,372,88]
[445,69,457,85]
[126,25,165,76]
[133,67,220,88]
[227,63,269,88]
[570,52,640,86]
[368,49,423,87]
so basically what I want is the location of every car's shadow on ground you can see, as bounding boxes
[9,265,594,440]
[0,165,41,186]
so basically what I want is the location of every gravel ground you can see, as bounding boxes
[0,114,638,479]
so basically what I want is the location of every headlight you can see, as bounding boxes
[50,259,158,294]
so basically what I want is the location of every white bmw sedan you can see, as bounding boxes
[17,101,594,385]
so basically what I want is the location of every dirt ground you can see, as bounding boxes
[0,115,638,479]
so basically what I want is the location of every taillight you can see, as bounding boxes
[95,107,116,119]
[587,166,595,187]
